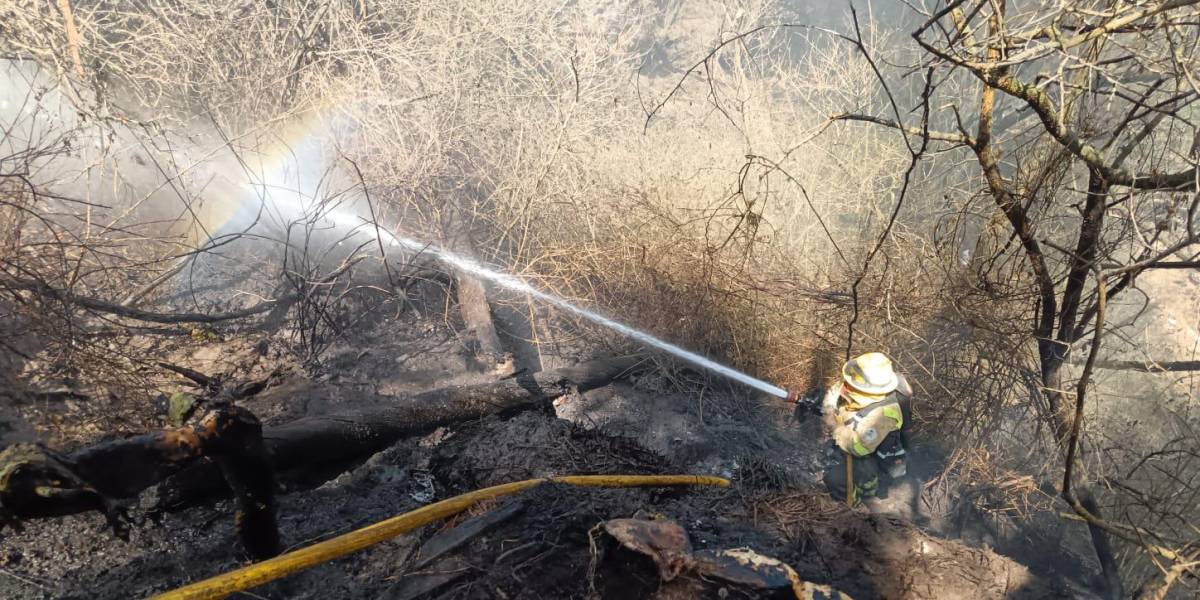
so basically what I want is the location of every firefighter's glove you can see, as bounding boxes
[789,388,824,422]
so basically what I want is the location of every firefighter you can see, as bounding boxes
[791,352,912,504]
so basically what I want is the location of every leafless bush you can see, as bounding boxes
[4,0,1198,593]
[813,0,1200,594]
[3,0,904,383]
[625,0,1200,594]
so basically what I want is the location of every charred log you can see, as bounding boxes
[264,355,637,471]
[202,407,280,560]
[0,406,279,558]
[444,223,512,373]
[0,356,640,529]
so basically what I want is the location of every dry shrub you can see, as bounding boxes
[2,0,924,379]
[0,0,1114,505]
[311,1,922,396]
[926,446,1056,522]
[0,80,144,366]
[0,2,1054,464]
[4,1,1198,592]
[754,491,848,542]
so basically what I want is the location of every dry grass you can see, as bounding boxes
[1,0,931,382]
[4,1,1200,592]
[753,491,848,542]
[0,1,1084,446]
[926,446,1056,521]
[0,0,1033,451]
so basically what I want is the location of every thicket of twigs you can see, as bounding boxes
[2,0,1199,596]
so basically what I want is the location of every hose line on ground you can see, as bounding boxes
[150,474,730,600]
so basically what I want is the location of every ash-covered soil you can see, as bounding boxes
[0,408,1080,600]
[0,266,1103,599]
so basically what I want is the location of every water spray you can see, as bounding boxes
[229,118,790,400]
[319,211,790,399]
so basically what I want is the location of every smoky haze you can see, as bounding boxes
[1,1,1198,598]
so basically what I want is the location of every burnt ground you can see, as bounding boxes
[0,256,1106,599]
[0,408,1082,600]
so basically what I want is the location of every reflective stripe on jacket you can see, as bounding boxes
[827,382,906,457]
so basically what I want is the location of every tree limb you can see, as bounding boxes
[1067,358,1200,373]
[829,113,976,146]
[971,18,1059,387]
[1122,260,1199,270]
[1006,0,1200,66]
[55,0,85,77]
[2,275,296,324]
[988,72,1198,191]
[0,356,642,522]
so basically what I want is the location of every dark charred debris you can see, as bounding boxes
[0,379,1081,599]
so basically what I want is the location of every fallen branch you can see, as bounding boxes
[203,407,279,560]
[264,355,637,471]
[410,500,525,570]
[156,362,217,389]
[0,356,642,525]
[0,406,278,558]
[120,256,194,308]
[1067,358,1200,373]
[2,275,295,324]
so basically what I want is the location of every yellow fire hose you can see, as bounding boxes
[150,474,729,600]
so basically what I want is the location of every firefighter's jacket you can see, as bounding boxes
[822,376,910,458]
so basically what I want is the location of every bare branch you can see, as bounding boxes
[988,72,1199,191]
[2,276,295,324]
[829,113,976,146]
[1068,359,1200,373]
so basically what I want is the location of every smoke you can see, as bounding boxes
[254,118,790,398]
[379,229,792,398]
